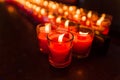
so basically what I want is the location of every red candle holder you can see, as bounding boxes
[47,30,74,68]
[72,26,94,58]
[36,23,51,54]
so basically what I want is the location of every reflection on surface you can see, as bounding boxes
[7,5,15,13]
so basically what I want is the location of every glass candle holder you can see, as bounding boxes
[72,26,94,58]
[36,23,51,54]
[47,30,74,68]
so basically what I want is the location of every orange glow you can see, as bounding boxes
[69,6,76,12]
[40,8,46,15]
[58,8,63,14]
[56,16,62,23]
[96,14,106,25]
[35,7,40,12]
[87,11,92,18]
[48,1,54,8]
[81,16,86,21]
[52,4,57,10]
[43,1,48,7]
[58,34,64,43]
[0,0,5,3]
[63,5,68,11]
[64,11,68,16]
[76,9,80,15]
[74,14,79,20]
[32,5,37,10]
[45,23,51,33]
[7,6,15,13]
[65,20,69,28]
[86,20,90,26]
[35,0,40,4]
[48,14,54,19]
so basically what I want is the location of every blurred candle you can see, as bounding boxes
[96,14,106,31]
[37,23,51,54]
[39,8,49,23]
[80,16,87,25]
[73,27,94,58]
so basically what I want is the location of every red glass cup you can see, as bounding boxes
[47,30,74,68]
[73,26,94,58]
[36,23,51,54]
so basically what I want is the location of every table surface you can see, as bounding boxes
[0,2,120,80]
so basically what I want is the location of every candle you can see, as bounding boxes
[57,20,69,31]
[85,11,92,27]
[38,8,49,23]
[47,30,74,68]
[73,27,94,58]
[36,23,51,54]
[80,16,87,25]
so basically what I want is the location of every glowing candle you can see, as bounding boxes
[85,11,92,27]
[95,14,106,31]
[37,23,51,54]
[47,30,74,68]
[39,8,49,23]
[56,16,62,24]
[80,16,87,25]
[73,27,94,58]
[43,0,48,7]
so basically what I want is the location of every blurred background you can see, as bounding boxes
[54,0,120,37]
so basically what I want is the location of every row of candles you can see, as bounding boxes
[7,0,112,68]
[13,0,112,35]
[36,23,94,68]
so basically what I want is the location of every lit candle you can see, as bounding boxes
[47,30,74,68]
[38,8,49,23]
[73,27,94,58]
[73,14,80,23]
[37,23,51,54]
[43,0,49,7]
[58,8,64,15]
[56,16,62,24]
[85,11,92,27]
[95,14,106,31]
[80,16,87,25]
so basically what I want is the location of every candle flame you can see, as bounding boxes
[43,1,48,7]
[76,9,80,15]
[49,1,54,8]
[64,11,68,16]
[69,6,76,12]
[80,8,84,12]
[52,4,57,10]
[79,32,88,36]
[81,16,86,21]
[58,34,64,43]
[40,8,46,15]
[45,23,51,33]
[56,16,62,23]
[35,0,40,4]
[87,11,92,18]
[65,20,69,28]
[32,5,37,10]
[86,20,90,26]
[96,14,106,25]
[48,14,54,19]
[63,5,68,11]
[74,14,79,20]
[58,8,63,14]
[35,7,40,12]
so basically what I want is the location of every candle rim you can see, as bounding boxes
[47,30,74,43]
